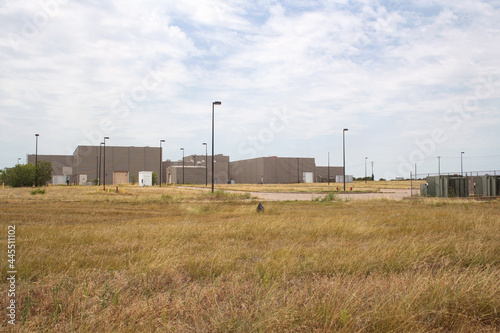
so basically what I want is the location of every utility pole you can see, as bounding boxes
[371,161,374,180]
[327,152,330,185]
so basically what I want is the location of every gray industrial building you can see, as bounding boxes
[28,145,343,186]
[229,157,316,184]
[315,166,345,183]
[26,154,74,185]
[29,146,161,185]
[167,154,229,185]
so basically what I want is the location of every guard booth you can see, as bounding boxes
[138,171,153,187]
[473,175,500,197]
[421,176,468,197]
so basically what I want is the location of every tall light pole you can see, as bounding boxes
[96,156,99,183]
[364,157,368,184]
[180,147,184,184]
[159,140,165,187]
[297,158,300,184]
[461,152,464,176]
[203,143,208,187]
[327,152,330,185]
[343,128,348,191]
[35,134,39,187]
[17,158,21,165]
[212,101,221,193]
[103,137,109,189]
[99,142,103,185]
[438,156,441,177]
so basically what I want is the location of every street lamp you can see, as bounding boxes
[96,156,99,183]
[203,143,208,187]
[212,101,221,193]
[99,142,103,185]
[35,134,39,187]
[365,157,368,184]
[461,152,464,176]
[180,147,184,184]
[103,137,109,189]
[17,158,21,165]
[297,158,300,184]
[343,128,348,191]
[159,140,165,187]
[327,152,330,185]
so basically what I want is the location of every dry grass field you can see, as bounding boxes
[1,185,499,332]
[186,180,426,193]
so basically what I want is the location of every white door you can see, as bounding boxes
[303,172,313,183]
[79,174,87,185]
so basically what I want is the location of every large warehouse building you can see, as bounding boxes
[28,145,344,185]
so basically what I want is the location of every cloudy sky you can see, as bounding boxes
[1,0,499,179]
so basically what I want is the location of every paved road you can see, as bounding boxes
[179,186,419,201]
[251,189,418,201]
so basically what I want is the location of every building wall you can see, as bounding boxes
[170,154,229,185]
[27,154,74,178]
[27,154,73,185]
[167,166,207,184]
[73,146,161,185]
[229,157,316,184]
[314,166,344,183]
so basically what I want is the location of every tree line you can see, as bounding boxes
[0,162,53,187]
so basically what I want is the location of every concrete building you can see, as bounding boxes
[167,154,229,185]
[229,157,316,184]
[28,146,343,186]
[314,166,344,183]
[73,146,161,185]
[29,146,161,185]
[27,154,73,185]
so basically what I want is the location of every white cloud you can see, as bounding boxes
[0,0,499,177]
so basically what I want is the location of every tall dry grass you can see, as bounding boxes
[188,180,426,193]
[0,186,498,332]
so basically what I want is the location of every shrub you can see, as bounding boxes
[30,188,46,195]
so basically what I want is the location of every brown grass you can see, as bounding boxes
[0,186,498,332]
[184,180,426,193]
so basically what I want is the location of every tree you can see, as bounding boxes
[0,162,52,187]
[36,161,53,186]
[152,171,158,186]
[1,164,35,187]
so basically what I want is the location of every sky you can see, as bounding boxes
[1,0,499,180]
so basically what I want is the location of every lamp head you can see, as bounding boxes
[160,139,165,143]
[35,133,39,137]
[213,101,222,105]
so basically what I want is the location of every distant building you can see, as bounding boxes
[229,157,316,184]
[26,154,73,185]
[167,154,229,185]
[28,146,343,185]
[315,166,344,183]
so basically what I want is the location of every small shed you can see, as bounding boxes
[138,171,153,187]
